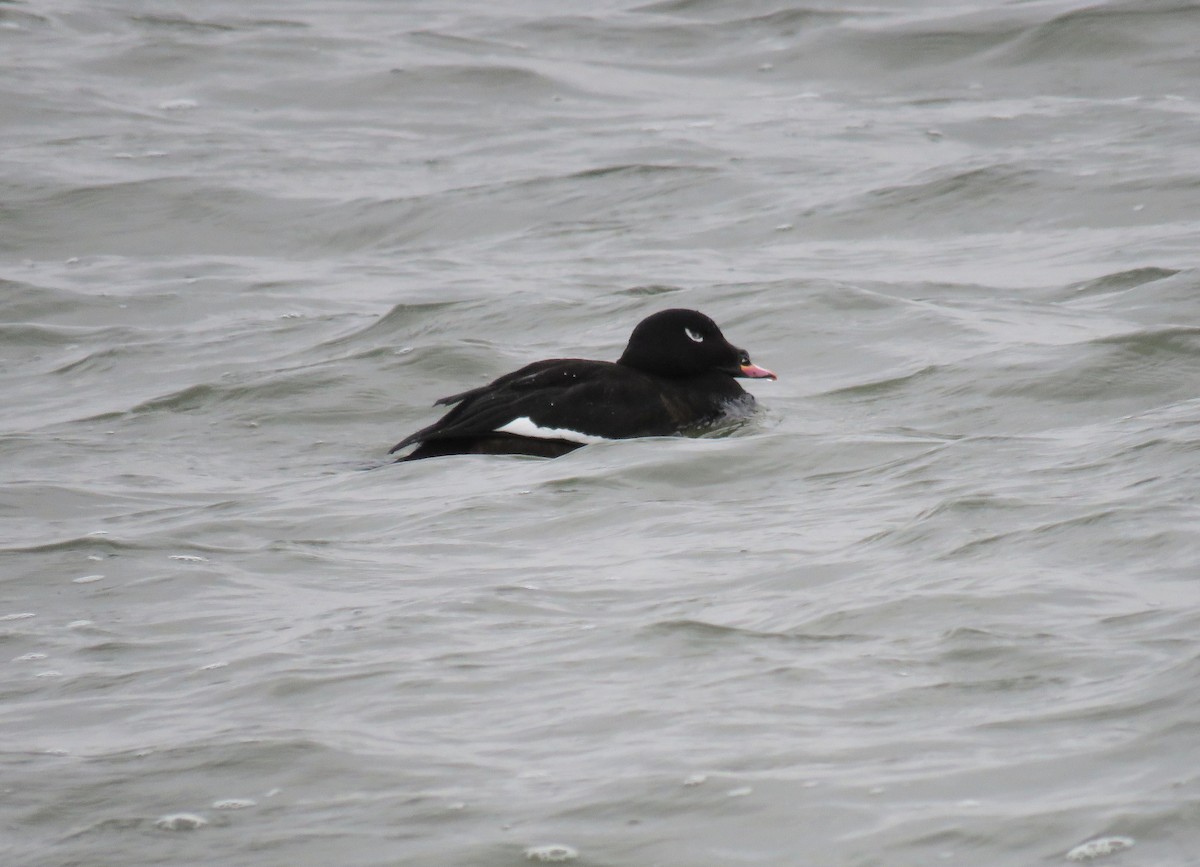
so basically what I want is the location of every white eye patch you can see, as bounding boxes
[685,328,704,343]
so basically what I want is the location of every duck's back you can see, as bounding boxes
[391,358,750,460]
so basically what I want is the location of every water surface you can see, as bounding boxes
[3,1,1200,864]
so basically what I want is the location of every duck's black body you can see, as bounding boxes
[390,309,775,461]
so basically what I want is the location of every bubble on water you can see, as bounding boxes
[36,670,64,678]
[682,773,708,787]
[1,612,36,621]
[15,653,48,661]
[158,98,198,111]
[524,844,578,862]
[86,555,104,561]
[67,620,93,629]
[726,786,753,797]
[44,748,69,756]
[199,661,228,671]
[73,574,104,584]
[155,813,208,831]
[1066,837,1134,861]
[86,531,109,536]
[169,555,208,563]
[212,798,256,810]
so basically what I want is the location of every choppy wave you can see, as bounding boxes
[4,1,1200,865]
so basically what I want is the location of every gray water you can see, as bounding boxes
[3,1,1200,864]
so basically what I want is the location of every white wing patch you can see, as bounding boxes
[685,327,704,343]
[495,416,612,444]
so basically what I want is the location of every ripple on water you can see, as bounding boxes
[1065,836,1135,861]
[524,844,579,863]
[154,813,208,831]
[3,2,1197,866]
[211,797,256,810]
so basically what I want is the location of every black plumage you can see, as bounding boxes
[390,309,775,461]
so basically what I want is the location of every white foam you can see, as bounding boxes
[495,417,611,444]
[155,813,208,831]
[1066,837,1134,861]
[212,798,256,810]
[524,844,578,863]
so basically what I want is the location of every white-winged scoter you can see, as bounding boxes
[390,308,775,460]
